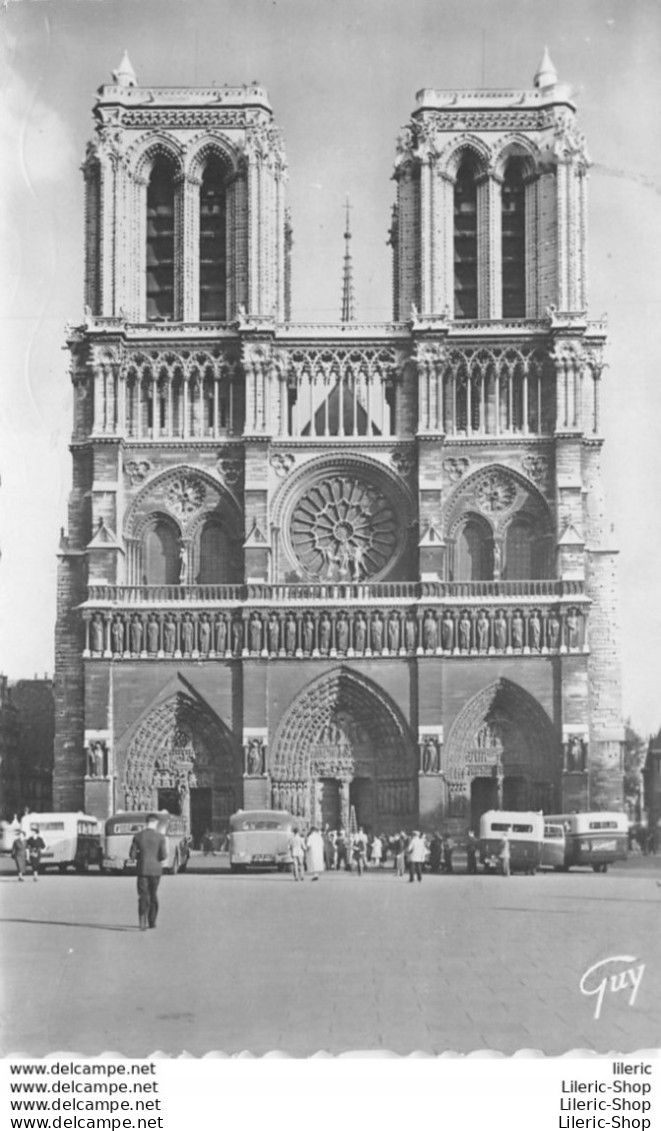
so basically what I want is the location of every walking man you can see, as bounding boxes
[408,830,427,883]
[11,829,27,882]
[129,814,167,930]
[499,831,511,877]
[290,826,306,881]
[26,824,46,882]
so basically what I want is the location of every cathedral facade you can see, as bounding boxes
[53,52,625,842]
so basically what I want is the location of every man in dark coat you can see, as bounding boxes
[129,814,168,931]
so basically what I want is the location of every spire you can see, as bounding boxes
[112,50,137,88]
[534,46,558,90]
[341,196,355,323]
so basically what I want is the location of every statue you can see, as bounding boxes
[547,613,560,650]
[566,610,580,649]
[529,611,541,651]
[164,618,176,653]
[423,611,438,652]
[199,616,211,655]
[215,615,227,655]
[476,612,489,652]
[370,613,383,653]
[179,543,188,584]
[182,616,194,654]
[493,611,507,651]
[350,543,365,581]
[246,740,264,776]
[354,613,366,652]
[405,615,417,652]
[388,613,400,653]
[147,617,159,654]
[303,614,315,654]
[250,614,263,653]
[458,614,471,652]
[441,613,454,652]
[268,614,280,654]
[91,615,104,653]
[566,735,586,772]
[319,614,331,654]
[336,614,349,653]
[233,618,244,654]
[285,614,297,655]
[130,616,143,654]
[112,618,124,654]
[421,738,440,774]
[511,612,524,650]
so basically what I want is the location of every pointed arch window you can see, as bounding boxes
[501,158,526,318]
[146,157,176,321]
[504,515,551,579]
[144,520,179,585]
[456,518,493,581]
[199,158,227,321]
[454,156,479,319]
[198,520,233,584]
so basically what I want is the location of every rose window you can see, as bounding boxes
[475,472,516,513]
[167,475,206,517]
[290,476,398,580]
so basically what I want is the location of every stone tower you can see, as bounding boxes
[53,54,624,839]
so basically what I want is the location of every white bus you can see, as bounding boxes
[544,811,628,872]
[20,812,103,873]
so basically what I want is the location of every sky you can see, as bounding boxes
[1,0,660,734]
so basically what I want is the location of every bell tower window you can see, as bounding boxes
[146,157,176,321]
[454,157,479,319]
[501,159,526,318]
[199,159,227,321]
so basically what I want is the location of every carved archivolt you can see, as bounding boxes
[443,678,558,791]
[270,668,416,785]
[121,692,239,811]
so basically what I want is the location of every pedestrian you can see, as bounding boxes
[129,813,168,930]
[26,824,46,882]
[335,829,348,871]
[407,830,426,883]
[352,828,368,876]
[429,833,443,874]
[11,829,27,881]
[395,831,407,877]
[442,833,456,874]
[306,826,325,881]
[290,826,306,881]
[323,826,336,871]
[370,834,383,868]
[466,830,478,875]
[499,831,511,877]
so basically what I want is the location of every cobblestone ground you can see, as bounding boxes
[1,856,659,1057]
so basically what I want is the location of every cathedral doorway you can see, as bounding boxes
[271,669,416,833]
[446,679,560,833]
[120,691,239,838]
[190,787,213,847]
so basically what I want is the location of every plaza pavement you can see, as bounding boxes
[0,855,659,1057]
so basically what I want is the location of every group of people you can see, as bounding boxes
[284,826,492,882]
[10,823,46,882]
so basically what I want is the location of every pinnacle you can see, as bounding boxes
[112,50,137,88]
[533,46,558,90]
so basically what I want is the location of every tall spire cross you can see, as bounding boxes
[341,196,355,323]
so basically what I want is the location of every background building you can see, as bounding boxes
[0,675,54,817]
[54,53,625,842]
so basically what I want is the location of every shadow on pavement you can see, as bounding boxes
[0,917,139,932]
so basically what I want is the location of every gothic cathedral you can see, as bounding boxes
[54,51,625,843]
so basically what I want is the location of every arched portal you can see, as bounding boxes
[271,669,416,833]
[122,692,240,843]
[444,679,560,831]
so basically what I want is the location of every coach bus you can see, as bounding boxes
[228,809,295,872]
[103,811,190,874]
[544,811,628,872]
[479,810,545,874]
[17,812,103,873]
